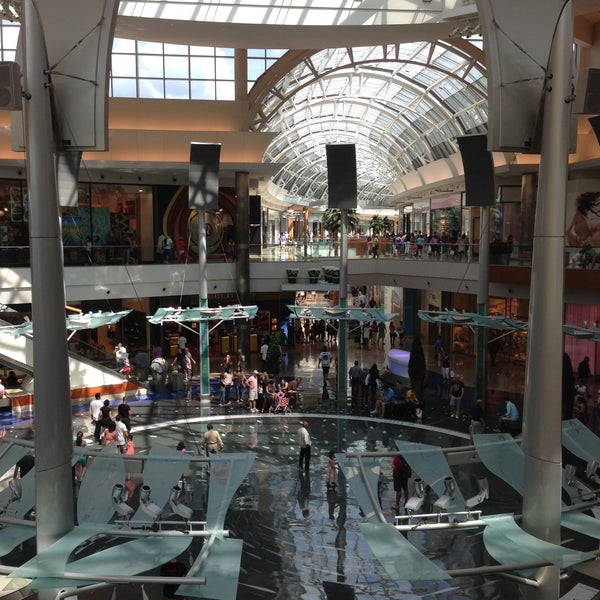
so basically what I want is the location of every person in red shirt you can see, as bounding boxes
[176,236,188,263]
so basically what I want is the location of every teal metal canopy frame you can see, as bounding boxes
[0,310,132,339]
[287,305,397,323]
[418,309,600,342]
[148,305,258,325]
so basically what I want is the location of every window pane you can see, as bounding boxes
[248,58,265,81]
[216,80,235,100]
[138,41,163,55]
[165,56,189,79]
[165,79,189,99]
[191,56,215,79]
[112,38,135,53]
[139,79,164,98]
[111,78,137,98]
[2,27,18,50]
[191,80,215,100]
[217,48,234,57]
[190,46,215,56]
[138,55,163,78]
[215,57,234,80]
[111,54,136,77]
[164,44,188,55]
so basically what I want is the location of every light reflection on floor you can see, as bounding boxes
[121,412,522,600]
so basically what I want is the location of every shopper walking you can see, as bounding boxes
[297,421,311,471]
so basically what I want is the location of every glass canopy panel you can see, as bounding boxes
[177,537,244,599]
[482,515,594,570]
[562,419,600,464]
[394,440,468,518]
[258,41,487,207]
[360,522,451,581]
[473,433,525,496]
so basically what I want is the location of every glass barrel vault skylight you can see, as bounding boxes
[254,41,488,208]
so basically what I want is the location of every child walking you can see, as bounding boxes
[326,450,337,489]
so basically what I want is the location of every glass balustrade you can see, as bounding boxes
[0,240,597,270]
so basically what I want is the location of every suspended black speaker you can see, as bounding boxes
[457,134,496,207]
[326,144,357,209]
[189,142,221,210]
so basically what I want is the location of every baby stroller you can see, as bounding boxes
[272,391,290,414]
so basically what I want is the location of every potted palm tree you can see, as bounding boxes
[286,268,299,283]
[308,268,321,284]
[321,208,360,257]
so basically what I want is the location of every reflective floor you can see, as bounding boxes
[71,412,523,600]
[0,341,596,599]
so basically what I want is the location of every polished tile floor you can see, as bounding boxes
[1,340,595,599]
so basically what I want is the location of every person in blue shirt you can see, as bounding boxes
[371,385,396,418]
[499,397,519,430]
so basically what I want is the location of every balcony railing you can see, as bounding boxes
[0,240,597,270]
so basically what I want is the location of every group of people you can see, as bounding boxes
[218,358,302,414]
[371,383,422,421]
[156,233,192,264]
[171,333,197,381]
[466,396,520,443]
[77,393,135,484]
[366,230,472,261]
[360,321,388,349]
[89,393,135,454]
[294,319,338,345]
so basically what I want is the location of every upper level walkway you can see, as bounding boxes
[0,238,597,269]
[0,239,598,306]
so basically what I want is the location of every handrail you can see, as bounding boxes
[0,241,597,269]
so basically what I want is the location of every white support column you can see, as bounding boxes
[522,3,573,598]
[22,0,74,554]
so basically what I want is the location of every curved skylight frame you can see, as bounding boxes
[255,41,488,207]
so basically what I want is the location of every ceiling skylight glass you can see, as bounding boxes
[255,41,487,207]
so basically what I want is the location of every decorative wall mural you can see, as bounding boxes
[157,186,236,259]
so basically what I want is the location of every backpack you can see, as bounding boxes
[151,358,166,374]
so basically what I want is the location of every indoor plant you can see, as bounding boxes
[286,268,299,283]
[308,268,321,284]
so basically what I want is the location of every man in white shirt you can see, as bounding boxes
[115,415,129,454]
[90,392,103,443]
[318,346,334,382]
[297,421,311,471]
[115,342,128,370]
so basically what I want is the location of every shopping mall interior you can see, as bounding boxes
[0,1,598,599]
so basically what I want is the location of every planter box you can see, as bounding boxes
[308,269,321,284]
[323,267,340,283]
[286,269,299,283]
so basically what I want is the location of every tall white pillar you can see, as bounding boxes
[522,3,573,598]
[22,0,74,554]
